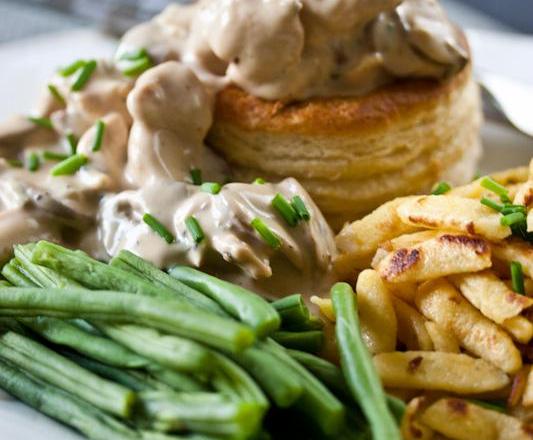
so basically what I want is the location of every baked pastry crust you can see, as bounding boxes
[208,63,481,229]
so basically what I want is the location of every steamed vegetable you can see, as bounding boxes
[0,286,255,353]
[0,358,138,440]
[169,266,280,338]
[331,282,401,440]
[0,330,135,417]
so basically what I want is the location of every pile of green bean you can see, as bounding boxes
[0,241,402,439]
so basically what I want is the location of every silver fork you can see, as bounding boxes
[476,70,533,138]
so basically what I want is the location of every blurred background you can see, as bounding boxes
[0,0,531,43]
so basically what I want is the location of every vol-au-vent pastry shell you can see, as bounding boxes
[208,63,481,229]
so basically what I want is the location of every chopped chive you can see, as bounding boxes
[291,195,311,221]
[480,176,511,203]
[28,116,53,130]
[251,218,281,249]
[59,59,86,77]
[27,152,40,172]
[500,212,526,227]
[431,181,451,195]
[118,48,148,61]
[190,168,202,185]
[66,133,78,155]
[142,213,175,244]
[501,205,527,216]
[51,154,88,176]
[200,182,221,195]
[47,84,66,106]
[185,216,205,245]
[91,120,106,152]
[253,178,266,185]
[121,57,153,77]
[6,159,23,168]
[480,197,504,212]
[472,172,482,181]
[510,261,525,295]
[118,48,153,77]
[42,151,69,162]
[71,60,97,91]
[272,193,299,227]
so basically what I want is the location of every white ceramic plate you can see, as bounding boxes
[0,27,531,440]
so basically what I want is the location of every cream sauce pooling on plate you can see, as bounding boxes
[0,0,467,296]
[119,0,468,100]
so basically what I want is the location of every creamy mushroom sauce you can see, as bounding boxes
[119,0,468,100]
[0,0,467,297]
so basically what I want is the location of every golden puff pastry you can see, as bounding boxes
[208,63,481,230]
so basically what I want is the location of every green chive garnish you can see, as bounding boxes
[122,57,153,77]
[480,197,504,212]
[201,182,221,195]
[59,59,86,77]
[272,193,299,227]
[291,195,311,221]
[500,212,526,227]
[251,218,281,249]
[118,48,153,77]
[185,216,205,245]
[510,261,525,295]
[66,133,78,155]
[47,84,66,106]
[92,120,106,152]
[431,181,451,195]
[501,205,527,215]
[27,152,40,172]
[480,176,511,203]
[6,159,23,168]
[119,49,148,60]
[42,151,69,162]
[143,213,175,244]
[71,60,97,91]
[190,168,202,185]
[28,116,53,130]
[51,154,88,176]
[253,178,266,185]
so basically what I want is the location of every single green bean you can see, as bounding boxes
[146,365,206,393]
[20,316,148,368]
[65,350,205,394]
[111,250,225,316]
[1,259,35,287]
[0,358,139,440]
[331,282,400,440]
[271,331,323,353]
[287,349,406,424]
[63,351,156,392]
[262,339,345,436]
[211,352,268,412]
[137,391,261,438]
[169,266,280,338]
[0,287,255,353]
[272,294,322,331]
[94,322,212,373]
[0,330,136,417]
[287,349,347,397]
[227,345,303,408]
